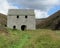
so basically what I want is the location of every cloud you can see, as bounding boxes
[7,0,60,18]
[0,0,18,14]
[7,0,60,11]
[0,0,60,18]
[35,10,49,18]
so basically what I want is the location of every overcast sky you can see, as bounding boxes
[0,0,60,18]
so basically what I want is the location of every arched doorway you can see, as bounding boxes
[21,25,26,31]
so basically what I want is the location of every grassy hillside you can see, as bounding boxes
[0,29,60,48]
[0,13,7,26]
[36,10,60,29]
[36,18,46,29]
[0,11,60,48]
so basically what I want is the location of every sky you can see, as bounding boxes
[0,0,60,18]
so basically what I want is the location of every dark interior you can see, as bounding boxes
[21,25,26,31]
[13,25,16,29]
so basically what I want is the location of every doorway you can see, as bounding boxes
[21,25,26,31]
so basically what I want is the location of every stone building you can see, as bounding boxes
[7,9,36,30]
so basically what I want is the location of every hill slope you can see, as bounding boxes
[0,13,7,26]
[36,10,60,29]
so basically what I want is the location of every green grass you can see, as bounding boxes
[0,29,60,48]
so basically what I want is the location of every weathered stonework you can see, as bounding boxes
[7,9,36,30]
